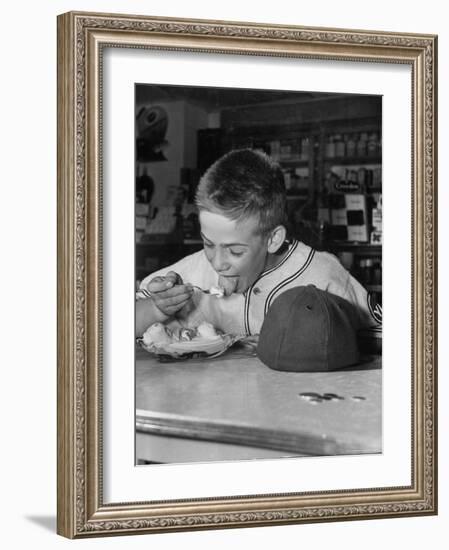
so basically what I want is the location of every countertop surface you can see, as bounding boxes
[136,341,382,458]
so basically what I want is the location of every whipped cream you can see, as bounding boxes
[142,322,172,346]
[195,321,218,339]
[209,285,225,298]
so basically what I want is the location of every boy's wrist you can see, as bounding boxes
[136,297,170,337]
[151,299,171,323]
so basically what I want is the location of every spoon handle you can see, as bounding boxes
[191,285,211,294]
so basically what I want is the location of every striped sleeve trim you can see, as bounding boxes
[136,288,152,301]
[367,291,382,324]
[243,240,299,336]
[264,248,316,316]
[259,239,299,277]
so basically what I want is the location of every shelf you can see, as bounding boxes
[197,116,382,249]
[137,240,181,246]
[366,284,382,292]
[137,239,203,246]
[287,195,309,201]
[324,156,381,165]
[183,239,203,245]
[330,243,382,255]
[279,157,310,166]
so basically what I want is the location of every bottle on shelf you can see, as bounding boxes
[283,169,293,192]
[325,135,335,158]
[300,137,310,161]
[359,258,374,286]
[316,192,330,226]
[334,134,345,157]
[357,167,366,190]
[136,165,154,204]
[367,132,379,157]
[280,139,294,160]
[346,133,356,158]
[356,132,368,157]
[270,140,281,161]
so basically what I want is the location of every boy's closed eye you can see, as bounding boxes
[228,248,245,257]
[203,241,245,257]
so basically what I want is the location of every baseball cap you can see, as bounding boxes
[257,285,360,372]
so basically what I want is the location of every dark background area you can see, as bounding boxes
[135,84,382,301]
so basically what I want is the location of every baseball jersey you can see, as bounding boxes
[137,239,381,335]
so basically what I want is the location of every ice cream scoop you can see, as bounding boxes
[179,327,197,341]
[196,321,218,339]
[142,322,172,346]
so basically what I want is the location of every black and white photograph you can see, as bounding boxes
[134,84,383,465]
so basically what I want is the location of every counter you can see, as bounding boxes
[136,342,381,464]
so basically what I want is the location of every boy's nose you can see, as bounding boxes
[211,250,230,272]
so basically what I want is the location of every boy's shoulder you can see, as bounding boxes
[292,240,343,271]
[312,248,345,269]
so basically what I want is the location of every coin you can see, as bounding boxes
[299,392,322,399]
[323,393,344,400]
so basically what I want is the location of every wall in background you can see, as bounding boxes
[136,98,209,206]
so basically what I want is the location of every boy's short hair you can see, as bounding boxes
[195,148,288,236]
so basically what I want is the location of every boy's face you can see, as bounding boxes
[199,210,270,294]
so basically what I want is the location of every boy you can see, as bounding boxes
[136,149,381,337]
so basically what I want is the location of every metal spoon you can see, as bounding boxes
[190,285,225,297]
[191,285,212,294]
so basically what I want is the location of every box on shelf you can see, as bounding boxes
[136,216,147,230]
[345,194,369,242]
[136,203,150,216]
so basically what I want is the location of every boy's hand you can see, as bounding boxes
[147,271,194,318]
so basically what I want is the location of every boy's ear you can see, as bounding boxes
[267,225,287,253]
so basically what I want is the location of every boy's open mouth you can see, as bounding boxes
[218,275,239,296]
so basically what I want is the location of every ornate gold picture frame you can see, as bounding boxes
[57,11,437,538]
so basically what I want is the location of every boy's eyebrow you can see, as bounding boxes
[200,232,249,247]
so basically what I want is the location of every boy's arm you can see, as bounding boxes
[136,297,170,337]
[337,273,382,329]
